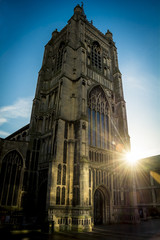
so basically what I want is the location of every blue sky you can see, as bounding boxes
[0,0,159,158]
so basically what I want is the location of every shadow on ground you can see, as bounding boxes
[0,219,160,240]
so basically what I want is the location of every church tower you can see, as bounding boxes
[27,4,131,231]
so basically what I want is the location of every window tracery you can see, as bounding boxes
[56,42,65,71]
[88,86,109,149]
[0,150,23,206]
[91,41,102,71]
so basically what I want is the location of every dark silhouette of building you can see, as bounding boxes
[1,4,159,232]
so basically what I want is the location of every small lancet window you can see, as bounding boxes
[89,169,91,187]
[63,141,67,163]
[57,164,61,185]
[62,165,66,185]
[104,67,107,76]
[89,189,91,205]
[61,187,65,205]
[56,187,60,204]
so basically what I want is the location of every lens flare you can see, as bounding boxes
[125,151,140,165]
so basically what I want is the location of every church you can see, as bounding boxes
[1,4,159,232]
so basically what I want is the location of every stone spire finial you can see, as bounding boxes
[105,29,113,40]
[52,29,58,38]
[74,3,86,18]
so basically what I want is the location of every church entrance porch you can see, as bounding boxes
[94,185,110,225]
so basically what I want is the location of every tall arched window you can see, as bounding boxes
[91,41,102,71]
[56,42,65,71]
[61,187,65,205]
[73,165,80,185]
[89,169,91,187]
[62,165,66,185]
[89,189,91,205]
[63,140,67,163]
[56,187,60,205]
[57,164,61,185]
[0,150,23,206]
[88,86,109,149]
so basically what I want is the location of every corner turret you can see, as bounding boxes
[74,3,86,18]
[105,29,113,40]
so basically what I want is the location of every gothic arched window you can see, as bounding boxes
[61,187,65,205]
[73,165,80,185]
[0,150,23,206]
[62,165,66,185]
[89,169,91,187]
[56,187,60,205]
[57,164,61,185]
[91,41,102,71]
[89,189,91,205]
[56,42,65,71]
[73,187,80,206]
[88,86,109,149]
[63,141,67,163]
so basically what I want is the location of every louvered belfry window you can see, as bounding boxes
[91,41,102,71]
[56,42,65,70]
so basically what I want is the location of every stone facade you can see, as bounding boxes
[0,4,150,231]
[28,4,131,231]
[0,125,29,224]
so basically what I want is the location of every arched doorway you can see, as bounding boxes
[94,185,110,225]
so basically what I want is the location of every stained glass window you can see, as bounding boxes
[0,150,23,206]
[88,86,109,150]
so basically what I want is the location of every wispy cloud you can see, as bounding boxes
[0,130,10,137]
[0,118,7,125]
[0,97,32,126]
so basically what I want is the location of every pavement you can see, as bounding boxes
[1,219,160,240]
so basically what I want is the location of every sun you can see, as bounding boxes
[125,151,140,165]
